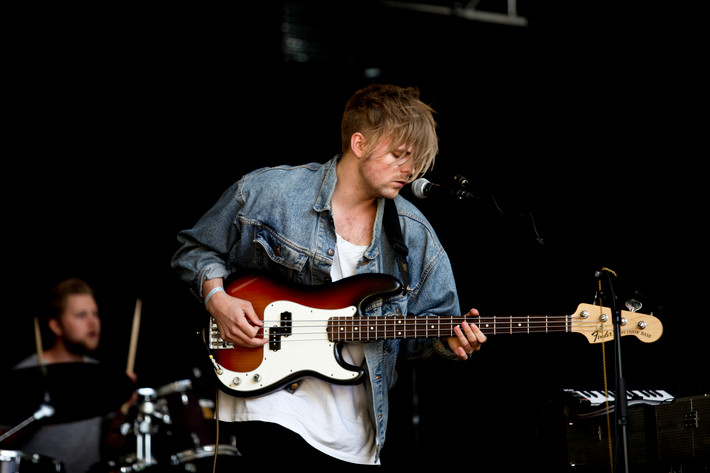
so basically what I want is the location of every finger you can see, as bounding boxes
[234,314,268,346]
[459,321,485,354]
[467,322,487,345]
[456,346,468,361]
[224,322,266,347]
[218,311,265,348]
[454,324,475,354]
[241,301,264,327]
[241,304,269,346]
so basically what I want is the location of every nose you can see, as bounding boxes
[399,159,415,178]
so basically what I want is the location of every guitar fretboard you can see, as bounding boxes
[327,315,571,342]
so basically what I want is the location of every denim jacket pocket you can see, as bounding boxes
[251,226,308,278]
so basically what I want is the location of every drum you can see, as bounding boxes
[152,380,240,471]
[0,450,64,473]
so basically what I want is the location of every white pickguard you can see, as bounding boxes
[213,301,361,395]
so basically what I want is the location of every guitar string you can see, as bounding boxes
[253,318,607,329]
[257,316,602,324]
[238,317,627,328]
[255,318,620,329]
[214,320,623,342]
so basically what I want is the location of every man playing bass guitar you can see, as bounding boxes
[171,84,486,469]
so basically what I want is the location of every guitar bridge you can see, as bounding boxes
[208,317,234,349]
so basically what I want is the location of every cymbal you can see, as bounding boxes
[0,362,135,425]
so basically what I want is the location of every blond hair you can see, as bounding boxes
[341,84,438,179]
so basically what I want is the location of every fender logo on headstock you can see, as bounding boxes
[591,329,613,343]
[591,328,656,343]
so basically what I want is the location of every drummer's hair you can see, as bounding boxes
[50,278,94,319]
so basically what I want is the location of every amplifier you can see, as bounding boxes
[564,394,709,471]
[655,394,710,461]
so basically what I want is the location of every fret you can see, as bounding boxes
[511,317,526,334]
[478,316,493,335]
[354,316,361,341]
[342,316,348,341]
[416,316,426,339]
[395,316,404,338]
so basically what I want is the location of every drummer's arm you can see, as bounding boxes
[103,372,137,453]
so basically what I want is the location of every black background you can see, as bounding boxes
[3,2,706,471]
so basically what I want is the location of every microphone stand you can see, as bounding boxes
[596,269,630,473]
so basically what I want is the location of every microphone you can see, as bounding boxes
[411,178,478,200]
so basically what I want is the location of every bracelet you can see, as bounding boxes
[204,286,225,305]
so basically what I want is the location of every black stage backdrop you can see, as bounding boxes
[3,3,706,471]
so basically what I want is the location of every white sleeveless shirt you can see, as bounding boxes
[217,233,378,465]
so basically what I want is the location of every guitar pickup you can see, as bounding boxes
[280,311,292,335]
[268,311,293,351]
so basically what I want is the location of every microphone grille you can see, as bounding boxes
[411,178,430,199]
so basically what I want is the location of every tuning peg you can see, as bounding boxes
[625,298,642,312]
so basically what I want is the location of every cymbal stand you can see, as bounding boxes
[1,318,56,443]
[0,400,54,443]
[133,388,159,467]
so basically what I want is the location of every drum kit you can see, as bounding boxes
[0,363,240,473]
[1,300,241,472]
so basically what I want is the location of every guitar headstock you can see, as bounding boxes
[571,303,663,344]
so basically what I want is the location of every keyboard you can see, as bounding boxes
[566,389,675,407]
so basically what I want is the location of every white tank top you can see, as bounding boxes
[217,233,378,465]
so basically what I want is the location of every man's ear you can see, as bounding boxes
[350,132,367,158]
[48,317,63,337]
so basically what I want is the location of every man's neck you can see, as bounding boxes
[43,344,86,364]
[333,154,377,211]
[332,156,377,246]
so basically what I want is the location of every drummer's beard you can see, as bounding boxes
[65,337,99,356]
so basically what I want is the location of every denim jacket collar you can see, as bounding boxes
[312,155,338,213]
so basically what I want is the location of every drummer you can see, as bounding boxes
[10,278,136,473]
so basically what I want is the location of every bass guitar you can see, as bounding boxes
[205,272,663,397]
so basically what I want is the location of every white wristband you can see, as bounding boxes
[204,286,225,305]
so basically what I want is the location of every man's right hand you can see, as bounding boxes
[203,280,267,348]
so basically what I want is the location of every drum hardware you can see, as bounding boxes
[127,388,161,467]
[0,449,65,473]
[0,402,55,445]
[110,379,241,472]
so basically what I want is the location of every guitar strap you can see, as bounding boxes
[383,198,410,294]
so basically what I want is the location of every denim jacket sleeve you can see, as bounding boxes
[171,180,243,301]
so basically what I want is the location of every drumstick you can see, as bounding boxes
[33,316,45,367]
[126,298,142,375]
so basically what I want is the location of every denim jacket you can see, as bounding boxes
[171,156,460,458]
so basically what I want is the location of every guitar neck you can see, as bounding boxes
[327,314,570,342]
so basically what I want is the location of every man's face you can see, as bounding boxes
[55,294,101,353]
[359,138,416,200]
